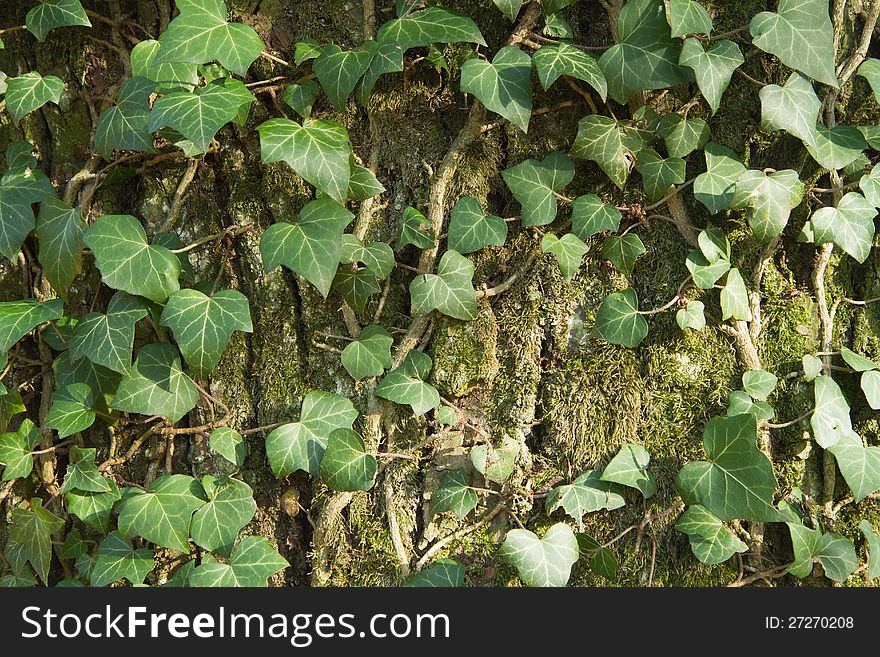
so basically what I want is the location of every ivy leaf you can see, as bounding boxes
[398,206,435,249]
[9,499,64,584]
[471,436,519,483]
[61,529,87,560]
[595,288,648,348]
[282,80,320,119]
[676,299,706,330]
[35,197,85,296]
[5,72,64,123]
[862,371,880,410]
[265,390,358,477]
[742,370,778,401]
[827,431,880,502]
[542,233,589,280]
[590,548,618,580]
[340,235,395,277]
[375,369,440,414]
[189,536,288,587]
[759,73,821,149]
[432,468,478,519]
[501,152,574,226]
[117,473,207,552]
[130,40,198,93]
[0,299,63,352]
[698,227,730,263]
[676,414,780,522]
[665,0,712,37]
[190,475,257,554]
[154,0,264,76]
[356,42,404,104]
[860,163,880,208]
[679,38,743,115]
[493,0,524,21]
[148,78,254,153]
[404,559,465,587]
[0,418,39,481]
[66,478,121,532]
[320,428,377,492]
[571,194,622,239]
[112,343,199,423]
[45,384,96,439]
[810,192,877,263]
[26,0,90,42]
[543,0,578,14]
[260,198,354,297]
[257,118,352,204]
[500,523,579,587]
[160,288,253,378]
[295,38,322,65]
[803,354,823,381]
[658,113,710,158]
[694,142,746,214]
[334,269,381,313]
[377,7,486,52]
[570,115,631,189]
[546,470,625,530]
[787,522,857,581]
[676,505,748,565]
[858,58,880,102]
[635,149,686,203]
[532,43,607,100]
[461,46,533,133]
[730,169,804,242]
[727,390,775,422]
[0,144,55,260]
[409,250,477,321]
[749,0,837,88]
[720,268,750,321]
[209,427,247,467]
[447,196,507,254]
[341,325,393,380]
[602,234,645,276]
[60,446,110,494]
[84,215,181,303]
[859,520,880,580]
[806,125,867,171]
[598,0,689,104]
[94,76,156,160]
[90,531,155,587]
[436,406,458,425]
[70,292,149,374]
[313,43,378,111]
[600,443,657,497]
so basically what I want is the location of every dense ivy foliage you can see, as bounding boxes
[1,0,880,588]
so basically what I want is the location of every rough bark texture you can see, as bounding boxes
[1,0,880,587]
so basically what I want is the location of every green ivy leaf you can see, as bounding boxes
[313,42,378,111]
[676,299,706,330]
[46,385,96,440]
[858,58,880,102]
[409,250,477,320]
[189,536,288,587]
[54,352,121,410]
[260,198,354,297]
[676,505,748,565]
[678,38,743,115]
[595,288,648,348]
[590,548,618,580]
[265,390,358,477]
[698,226,730,263]
[727,390,774,422]
[493,0,524,21]
[432,468,478,519]
[94,76,156,160]
[658,113,710,158]
[320,428,377,492]
[257,118,352,204]
[0,145,56,260]
[130,40,198,93]
[112,343,199,423]
[546,470,625,530]
[375,369,440,415]
[692,143,745,213]
[209,427,247,467]
[742,369,778,401]
[787,522,857,581]
[334,268,381,313]
[461,46,533,133]
[190,475,257,554]
[826,429,880,502]
[500,523,579,587]
[600,443,657,497]
[341,325,393,380]
[154,0,264,76]
[861,371,880,410]
[377,6,486,52]
[501,152,574,226]
[471,436,518,483]
[60,446,110,494]
[570,115,631,189]
[0,419,39,481]
[543,0,578,14]
[665,0,712,37]
[35,197,85,296]
[859,520,880,580]
[602,234,645,275]
[9,499,64,584]
[803,354,823,381]
[282,79,320,119]
[860,163,880,208]
[571,194,621,239]
[66,478,121,532]
[542,233,589,280]
[0,299,63,352]
[635,149,686,203]
[759,72,821,149]
[806,125,867,171]
[730,169,804,242]
[294,38,322,65]
[598,0,689,104]
[90,531,155,587]
[676,414,780,522]
[25,0,90,42]
[117,473,207,552]
[160,288,253,378]
[686,251,730,288]
[398,206,435,249]
[61,529,87,560]
[436,406,457,425]
[403,559,465,587]
[70,292,149,374]
[532,42,607,100]
[5,72,64,123]
[356,42,404,104]
[348,163,386,201]
[810,192,877,263]
[447,196,507,254]
[84,215,181,303]
[340,235,394,278]
[720,268,750,321]
[749,0,837,88]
